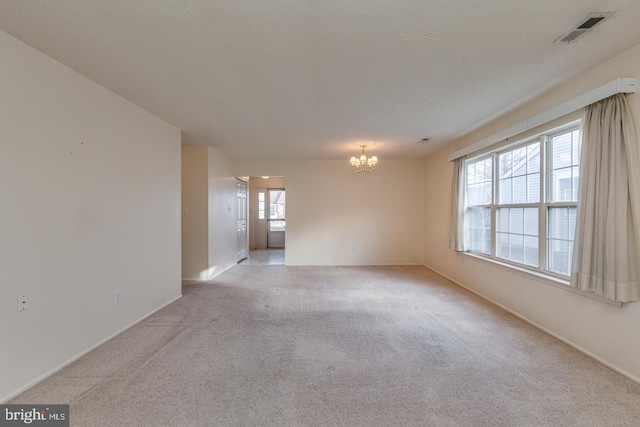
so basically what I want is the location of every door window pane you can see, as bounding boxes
[269,189,286,219]
[269,220,286,232]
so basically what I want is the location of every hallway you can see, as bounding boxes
[240,249,285,265]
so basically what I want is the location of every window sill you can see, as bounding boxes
[461,252,623,307]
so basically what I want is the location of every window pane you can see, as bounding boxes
[466,158,492,206]
[509,208,524,234]
[512,147,527,176]
[528,143,540,173]
[524,208,538,235]
[510,234,524,263]
[497,232,509,259]
[572,166,580,200]
[475,161,485,183]
[499,152,512,179]
[568,241,574,273]
[572,130,581,164]
[549,129,580,203]
[527,173,540,203]
[484,182,493,204]
[481,230,491,254]
[258,192,265,220]
[547,207,577,276]
[548,207,576,239]
[548,239,570,276]
[512,176,526,203]
[549,207,566,239]
[499,141,539,206]
[467,163,476,184]
[524,236,539,267]
[568,207,577,240]
[269,190,286,219]
[467,207,491,254]
[468,183,481,205]
[483,158,493,181]
[498,209,508,232]
[552,169,573,202]
[552,132,572,168]
[497,207,538,267]
[269,220,286,232]
[500,178,512,204]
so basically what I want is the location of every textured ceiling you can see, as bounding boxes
[1,1,640,159]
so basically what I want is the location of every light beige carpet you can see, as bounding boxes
[11,265,640,426]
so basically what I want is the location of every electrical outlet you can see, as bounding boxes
[115,289,122,304]
[17,293,29,312]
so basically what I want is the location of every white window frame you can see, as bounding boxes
[464,120,581,280]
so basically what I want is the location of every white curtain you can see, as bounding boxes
[571,94,640,302]
[449,157,467,252]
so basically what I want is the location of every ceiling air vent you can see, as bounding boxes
[554,12,614,44]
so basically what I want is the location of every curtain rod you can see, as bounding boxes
[448,77,637,162]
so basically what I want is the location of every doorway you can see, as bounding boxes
[236,179,248,262]
[267,188,285,248]
[247,177,286,265]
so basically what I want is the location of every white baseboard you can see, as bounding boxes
[424,263,640,386]
[286,263,425,267]
[1,294,183,403]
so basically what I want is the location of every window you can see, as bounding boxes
[547,129,580,276]
[258,192,265,220]
[465,123,580,278]
[496,141,541,267]
[466,157,492,254]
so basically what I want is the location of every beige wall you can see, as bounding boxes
[236,159,424,265]
[207,147,240,276]
[181,146,240,281]
[181,146,209,279]
[0,30,182,401]
[424,42,640,382]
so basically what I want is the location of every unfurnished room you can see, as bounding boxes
[2,1,640,426]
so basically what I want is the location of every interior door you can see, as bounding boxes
[267,188,285,248]
[236,179,248,261]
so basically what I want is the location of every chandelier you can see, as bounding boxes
[349,145,378,173]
